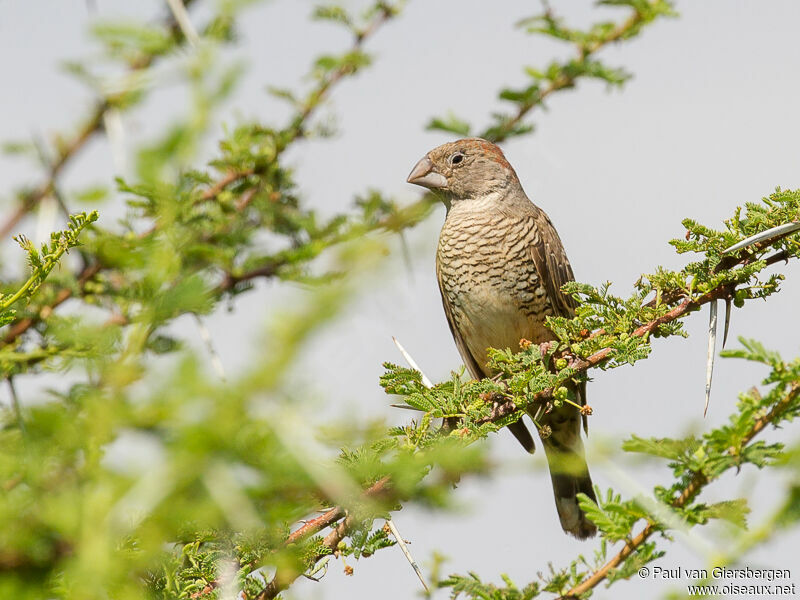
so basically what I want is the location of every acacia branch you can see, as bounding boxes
[255,477,391,600]
[251,285,735,597]
[487,4,652,144]
[478,283,736,424]
[560,381,800,599]
[194,3,396,207]
[253,237,798,599]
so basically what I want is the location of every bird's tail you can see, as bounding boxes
[542,435,597,539]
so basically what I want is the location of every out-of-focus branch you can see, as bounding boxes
[1,263,101,346]
[281,4,396,145]
[255,477,391,600]
[489,10,646,144]
[1,2,408,349]
[0,0,199,240]
[560,381,800,599]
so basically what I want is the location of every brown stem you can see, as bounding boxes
[479,285,734,422]
[200,168,255,202]
[561,382,800,598]
[257,477,391,600]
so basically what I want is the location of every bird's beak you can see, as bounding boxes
[406,156,447,189]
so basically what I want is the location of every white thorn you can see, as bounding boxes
[34,196,58,246]
[165,0,200,46]
[704,300,718,417]
[386,518,430,593]
[392,337,433,388]
[194,314,226,381]
[723,221,800,255]
[102,108,128,175]
[722,297,732,348]
[217,557,241,600]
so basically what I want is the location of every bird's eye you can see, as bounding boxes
[449,152,465,166]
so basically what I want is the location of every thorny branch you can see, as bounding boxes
[258,240,798,598]
[560,381,800,599]
[256,478,391,600]
[478,283,738,424]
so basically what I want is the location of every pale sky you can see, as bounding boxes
[1,1,800,598]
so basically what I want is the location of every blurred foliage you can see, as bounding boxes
[1,1,799,599]
[427,0,676,142]
[438,342,800,598]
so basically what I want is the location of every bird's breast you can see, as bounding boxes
[437,210,555,372]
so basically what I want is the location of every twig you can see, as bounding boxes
[256,477,391,600]
[201,169,255,202]
[281,4,394,144]
[6,377,26,435]
[478,284,737,424]
[386,518,430,593]
[488,5,651,143]
[560,382,800,599]
[1,263,101,347]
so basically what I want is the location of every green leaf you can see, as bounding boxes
[622,434,700,461]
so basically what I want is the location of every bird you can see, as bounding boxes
[406,137,597,538]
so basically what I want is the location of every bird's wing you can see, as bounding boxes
[528,208,577,318]
[528,207,589,433]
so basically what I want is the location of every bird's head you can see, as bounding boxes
[406,138,520,201]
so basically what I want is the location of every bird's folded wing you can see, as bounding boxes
[528,209,578,318]
[528,208,589,433]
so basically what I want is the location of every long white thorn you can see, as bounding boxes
[388,340,432,591]
[392,337,433,388]
[165,0,200,46]
[723,221,800,255]
[386,518,430,593]
[722,297,732,348]
[704,300,718,417]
